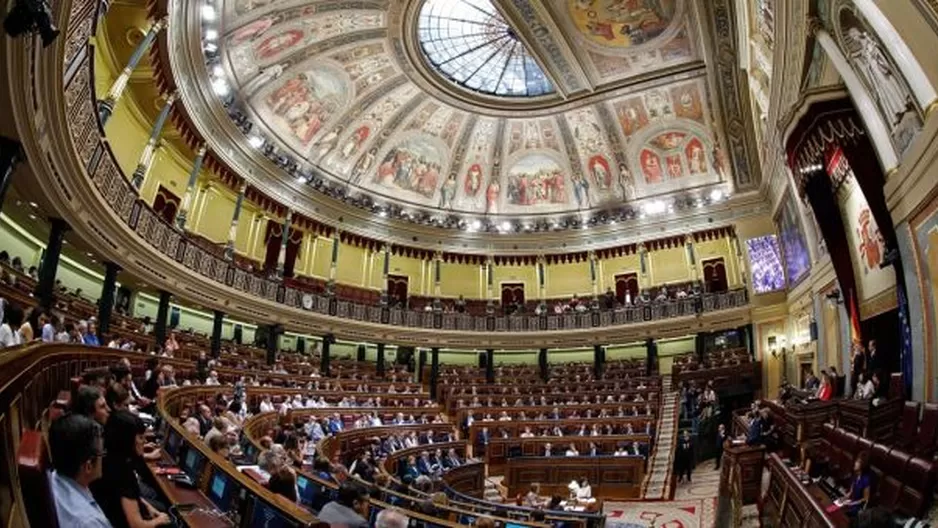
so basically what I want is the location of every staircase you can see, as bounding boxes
[484,477,505,503]
[641,377,680,500]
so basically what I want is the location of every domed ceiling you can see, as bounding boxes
[211,0,759,222]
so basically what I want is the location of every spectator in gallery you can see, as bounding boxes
[565,443,580,457]
[82,321,100,346]
[604,287,616,309]
[0,303,24,348]
[543,442,553,457]
[454,294,466,313]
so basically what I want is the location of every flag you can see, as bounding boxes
[847,289,862,345]
[898,285,914,398]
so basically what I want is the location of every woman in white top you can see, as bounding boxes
[565,443,580,457]
[576,478,593,500]
[0,305,24,348]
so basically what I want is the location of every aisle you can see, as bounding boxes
[605,464,720,528]
[640,377,679,500]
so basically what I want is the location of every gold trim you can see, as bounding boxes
[925,99,938,117]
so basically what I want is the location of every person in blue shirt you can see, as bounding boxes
[328,414,343,434]
[842,453,873,515]
[48,413,113,527]
[82,321,100,346]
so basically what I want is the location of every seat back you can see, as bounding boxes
[915,403,938,456]
[17,429,58,528]
[898,402,920,449]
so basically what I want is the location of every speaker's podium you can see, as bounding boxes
[719,440,765,504]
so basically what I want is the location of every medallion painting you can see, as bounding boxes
[569,0,679,49]
[252,62,349,151]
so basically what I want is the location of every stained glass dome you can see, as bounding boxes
[417,0,554,97]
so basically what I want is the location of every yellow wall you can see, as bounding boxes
[492,264,538,299]
[335,244,370,287]
[439,262,484,298]
[192,186,236,242]
[695,238,741,286]
[387,254,429,295]
[544,261,592,297]
[598,254,643,291]
[649,246,690,285]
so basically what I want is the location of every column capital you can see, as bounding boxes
[48,217,71,233]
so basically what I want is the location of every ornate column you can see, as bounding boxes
[430,347,440,399]
[131,92,177,190]
[380,244,390,305]
[175,145,207,229]
[485,256,495,314]
[35,218,69,310]
[320,334,333,376]
[99,18,167,125]
[485,349,495,383]
[589,251,599,302]
[593,344,604,379]
[224,182,247,260]
[537,256,547,313]
[275,209,293,277]
[266,325,281,365]
[97,262,121,335]
[811,20,899,171]
[376,342,386,378]
[328,235,340,290]
[433,251,442,310]
[154,290,171,347]
[538,348,549,381]
[685,235,698,281]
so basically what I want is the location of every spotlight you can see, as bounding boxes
[709,189,724,202]
[211,79,229,96]
[3,0,60,47]
[247,135,265,148]
[204,29,218,40]
[499,221,511,232]
[201,5,216,20]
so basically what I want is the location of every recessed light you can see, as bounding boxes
[86,252,93,257]
[28,214,36,220]
[28,201,38,208]
[211,79,229,96]
[710,189,724,202]
[201,5,215,20]
[212,65,224,77]
[248,135,265,148]
[204,29,218,40]
[378,210,387,218]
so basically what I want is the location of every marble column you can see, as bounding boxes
[131,92,177,190]
[154,290,171,347]
[224,182,247,260]
[485,349,495,383]
[99,18,166,125]
[276,209,293,277]
[430,347,440,399]
[376,342,386,378]
[320,334,332,376]
[380,245,390,305]
[175,145,207,229]
[35,218,69,310]
[97,262,120,335]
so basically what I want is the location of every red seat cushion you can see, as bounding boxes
[17,430,57,528]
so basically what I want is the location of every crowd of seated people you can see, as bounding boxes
[672,347,751,374]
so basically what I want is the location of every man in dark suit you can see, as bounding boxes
[544,442,553,457]
[675,430,694,484]
[715,423,728,469]
[479,427,490,447]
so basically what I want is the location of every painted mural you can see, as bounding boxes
[774,191,812,286]
[835,3,922,156]
[503,154,569,212]
[225,10,385,81]
[253,63,349,148]
[569,0,680,48]
[827,147,896,302]
[453,118,499,211]
[371,136,449,200]
[911,197,938,399]
[636,131,709,184]
[566,107,621,205]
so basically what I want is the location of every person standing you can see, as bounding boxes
[715,423,728,470]
[675,430,694,484]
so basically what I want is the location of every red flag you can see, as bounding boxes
[848,289,862,345]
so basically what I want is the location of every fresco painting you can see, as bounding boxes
[373,137,448,199]
[569,0,680,48]
[258,64,348,146]
[505,155,567,208]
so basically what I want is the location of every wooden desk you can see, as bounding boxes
[145,456,234,527]
[836,398,902,443]
[719,442,764,504]
[761,453,847,528]
[441,461,486,499]
[468,416,655,445]
[485,435,651,473]
[504,456,644,500]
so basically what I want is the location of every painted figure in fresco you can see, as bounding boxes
[711,145,727,179]
[588,155,612,190]
[373,147,442,199]
[485,179,501,214]
[256,30,303,60]
[349,148,377,185]
[617,163,636,200]
[666,155,683,179]
[644,89,672,120]
[439,173,457,209]
[857,209,884,272]
[572,173,591,209]
[844,27,912,125]
[641,150,662,183]
[464,163,483,196]
[686,139,707,174]
[243,63,285,98]
[230,17,277,45]
[313,127,341,160]
[341,126,371,159]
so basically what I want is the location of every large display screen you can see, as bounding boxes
[746,235,786,293]
[775,192,812,286]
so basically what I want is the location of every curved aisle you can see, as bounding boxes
[640,378,680,501]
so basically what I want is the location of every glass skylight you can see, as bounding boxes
[418,0,554,98]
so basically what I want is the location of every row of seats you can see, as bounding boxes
[809,423,934,518]
[896,401,938,458]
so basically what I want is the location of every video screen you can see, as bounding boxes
[207,470,238,511]
[250,496,299,528]
[165,429,182,459]
[182,448,204,479]
[746,235,786,294]
[296,474,334,512]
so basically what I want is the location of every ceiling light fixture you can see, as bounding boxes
[212,65,224,77]
[201,5,215,20]
[211,79,229,96]
[710,189,724,202]
[247,135,265,149]
[28,201,38,208]
[378,210,388,218]
[499,221,511,233]
[204,29,217,40]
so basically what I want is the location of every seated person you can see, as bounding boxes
[318,481,370,528]
[817,373,834,401]
[268,465,298,502]
[564,443,580,457]
[48,413,113,528]
[840,453,873,516]
[855,372,875,399]
[523,483,542,508]
[543,442,554,457]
